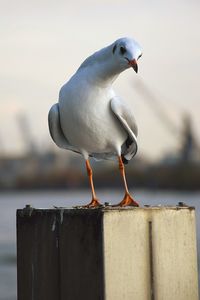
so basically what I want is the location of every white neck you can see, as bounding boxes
[77,44,126,87]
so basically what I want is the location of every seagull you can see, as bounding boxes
[48,37,142,207]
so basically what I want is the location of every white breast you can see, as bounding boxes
[59,72,127,155]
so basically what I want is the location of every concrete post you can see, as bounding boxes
[17,206,199,300]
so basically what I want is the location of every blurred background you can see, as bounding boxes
[1,0,200,299]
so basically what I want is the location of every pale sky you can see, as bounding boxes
[1,0,200,160]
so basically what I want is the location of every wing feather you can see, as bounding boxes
[48,103,80,154]
[110,97,138,162]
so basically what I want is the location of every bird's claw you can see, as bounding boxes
[73,198,103,209]
[113,193,139,207]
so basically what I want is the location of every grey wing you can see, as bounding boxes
[110,97,138,163]
[48,103,80,154]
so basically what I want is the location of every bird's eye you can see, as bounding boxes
[120,46,126,55]
[138,53,142,60]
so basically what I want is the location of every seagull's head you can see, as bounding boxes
[112,37,142,73]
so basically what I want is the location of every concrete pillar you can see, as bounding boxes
[17,206,199,300]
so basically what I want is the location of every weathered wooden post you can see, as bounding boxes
[17,206,199,300]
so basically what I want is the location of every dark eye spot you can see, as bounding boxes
[138,53,142,59]
[112,44,117,54]
[120,46,126,55]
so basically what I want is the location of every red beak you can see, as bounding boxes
[128,59,138,73]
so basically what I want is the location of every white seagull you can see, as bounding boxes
[48,37,142,207]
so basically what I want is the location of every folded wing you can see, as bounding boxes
[110,97,138,163]
[48,103,80,154]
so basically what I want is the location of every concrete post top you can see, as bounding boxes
[17,204,195,219]
[17,202,198,300]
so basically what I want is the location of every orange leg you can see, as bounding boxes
[115,156,139,207]
[83,160,102,208]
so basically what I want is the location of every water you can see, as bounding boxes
[0,189,200,299]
